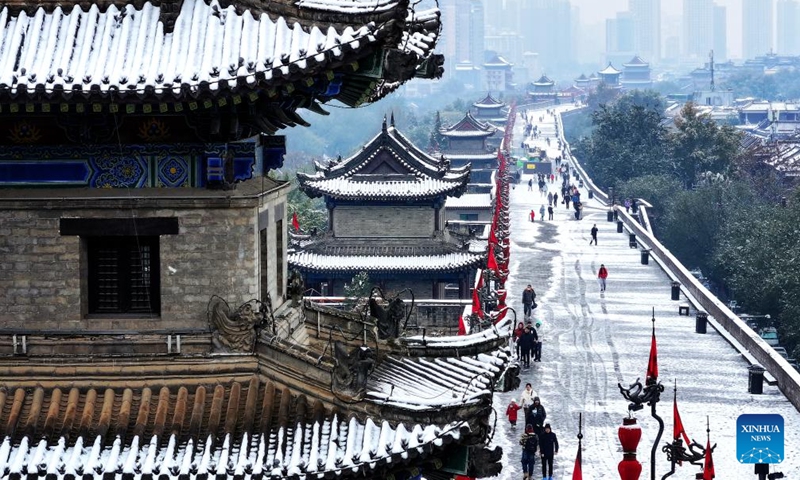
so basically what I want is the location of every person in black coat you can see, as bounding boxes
[521,285,536,320]
[519,326,537,368]
[527,397,546,436]
[539,423,559,480]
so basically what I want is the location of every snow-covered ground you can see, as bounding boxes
[491,104,800,479]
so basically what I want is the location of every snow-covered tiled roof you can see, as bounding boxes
[295,0,398,13]
[0,379,476,480]
[473,93,504,109]
[288,250,484,272]
[533,74,555,85]
[298,123,470,201]
[367,348,509,410]
[445,193,492,209]
[441,111,495,138]
[0,0,392,99]
[599,63,622,75]
[624,55,649,66]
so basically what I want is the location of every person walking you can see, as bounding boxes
[527,397,547,437]
[565,195,571,210]
[539,424,559,480]
[519,326,536,368]
[547,205,554,220]
[598,264,609,291]
[519,383,537,408]
[553,192,558,205]
[539,205,546,221]
[530,209,535,222]
[533,321,543,362]
[506,399,522,429]
[528,178,533,191]
[522,285,536,319]
[519,425,539,480]
[547,191,553,205]
[514,321,525,359]
[590,224,598,245]
[624,198,631,212]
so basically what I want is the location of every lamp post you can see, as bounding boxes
[618,310,665,480]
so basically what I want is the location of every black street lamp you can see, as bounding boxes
[618,310,665,480]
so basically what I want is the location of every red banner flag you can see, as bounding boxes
[673,391,692,447]
[572,446,582,480]
[291,212,300,232]
[646,323,658,381]
[489,227,498,246]
[703,438,715,479]
[457,315,467,336]
[471,288,483,318]
[487,245,498,272]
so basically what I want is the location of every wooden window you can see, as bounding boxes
[260,228,269,302]
[276,219,284,297]
[87,236,160,315]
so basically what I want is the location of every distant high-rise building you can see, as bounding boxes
[439,0,485,78]
[683,0,714,58]
[713,4,727,61]
[521,0,574,73]
[483,0,521,37]
[742,0,774,59]
[777,0,800,55]
[606,12,635,65]
[629,0,661,62]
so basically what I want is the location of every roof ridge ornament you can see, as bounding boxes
[382,115,388,133]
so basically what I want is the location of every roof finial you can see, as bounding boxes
[390,111,395,127]
[382,114,387,133]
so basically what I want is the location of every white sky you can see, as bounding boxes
[571,0,744,58]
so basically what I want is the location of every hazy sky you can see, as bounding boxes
[572,0,744,58]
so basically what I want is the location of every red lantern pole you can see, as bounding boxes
[619,417,643,480]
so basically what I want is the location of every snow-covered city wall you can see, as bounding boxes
[559,108,800,412]
[617,206,800,411]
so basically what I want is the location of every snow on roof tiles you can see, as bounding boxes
[0,0,383,99]
[288,250,484,272]
[445,193,492,209]
[298,124,470,200]
[367,348,509,409]
[295,0,399,13]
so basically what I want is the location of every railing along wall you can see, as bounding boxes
[557,109,800,411]
[556,108,610,205]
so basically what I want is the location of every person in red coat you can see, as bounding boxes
[506,399,522,428]
[530,209,535,222]
[598,264,609,291]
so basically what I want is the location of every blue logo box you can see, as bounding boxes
[737,414,784,464]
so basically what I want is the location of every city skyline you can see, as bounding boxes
[571,0,745,59]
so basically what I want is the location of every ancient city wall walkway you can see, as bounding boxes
[491,105,800,479]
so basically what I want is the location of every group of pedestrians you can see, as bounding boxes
[507,384,559,480]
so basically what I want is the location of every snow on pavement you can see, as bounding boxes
[490,104,800,479]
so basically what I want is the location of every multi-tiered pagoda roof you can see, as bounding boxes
[298,117,471,202]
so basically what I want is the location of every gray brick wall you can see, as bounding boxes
[333,206,434,238]
[0,194,288,332]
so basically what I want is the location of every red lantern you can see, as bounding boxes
[618,453,642,480]
[618,417,642,453]
[618,417,642,480]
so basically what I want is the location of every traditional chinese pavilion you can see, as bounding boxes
[598,62,623,88]
[439,111,498,187]
[473,93,506,124]
[0,0,514,476]
[529,74,557,101]
[621,56,653,90]
[290,116,485,298]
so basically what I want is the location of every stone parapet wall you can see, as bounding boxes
[617,207,800,411]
